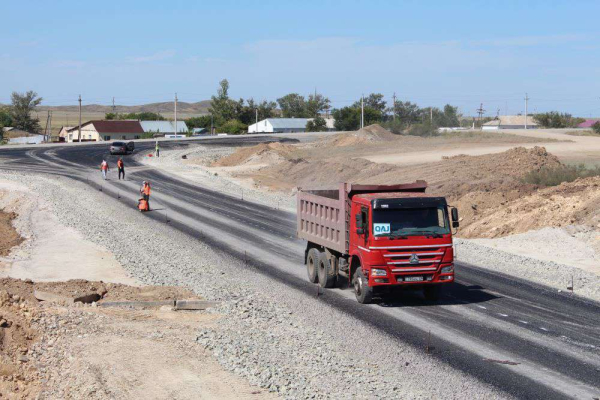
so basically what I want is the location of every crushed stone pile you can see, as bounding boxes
[326,124,398,147]
[212,142,297,167]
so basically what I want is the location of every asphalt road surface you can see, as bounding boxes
[1,137,599,399]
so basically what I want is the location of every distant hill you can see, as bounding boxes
[37,100,212,115]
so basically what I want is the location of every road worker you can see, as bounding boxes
[155,141,160,158]
[100,160,109,180]
[140,181,151,209]
[117,157,125,180]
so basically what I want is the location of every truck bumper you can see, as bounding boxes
[368,263,454,287]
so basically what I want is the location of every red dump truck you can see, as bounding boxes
[297,182,459,304]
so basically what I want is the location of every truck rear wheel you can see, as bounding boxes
[317,252,337,288]
[424,285,443,301]
[306,248,319,284]
[353,267,373,304]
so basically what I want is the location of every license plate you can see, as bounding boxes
[405,276,423,282]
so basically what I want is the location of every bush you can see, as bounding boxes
[306,116,328,132]
[593,122,600,135]
[219,119,247,135]
[406,122,439,137]
[381,120,406,135]
[522,164,600,186]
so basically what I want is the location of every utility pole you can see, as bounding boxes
[112,97,116,114]
[430,107,433,124]
[361,94,364,129]
[174,93,178,135]
[524,93,529,130]
[255,108,258,133]
[392,92,397,121]
[78,95,82,142]
[210,114,214,135]
[476,103,485,129]
[44,111,51,142]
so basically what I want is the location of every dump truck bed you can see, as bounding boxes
[297,181,427,254]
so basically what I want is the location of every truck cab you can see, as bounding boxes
[297,182,459,304]
[350,192,456,303]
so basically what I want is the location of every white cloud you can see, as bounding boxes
[472,34,586,47]
[127,50,176,63]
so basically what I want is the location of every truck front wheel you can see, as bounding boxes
[353,267,374,304]
[317,252,337,288]
[306,248,319,283]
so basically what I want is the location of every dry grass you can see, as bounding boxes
[564,130,599,137]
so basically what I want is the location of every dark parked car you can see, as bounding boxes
[110,141,135,155]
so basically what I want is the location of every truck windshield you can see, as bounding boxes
[372,207,450,236]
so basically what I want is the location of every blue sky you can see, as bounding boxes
[1,0,600,116]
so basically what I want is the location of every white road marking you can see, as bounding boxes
[540,327,549,331]
[477,305,487,309]
[518,320,529,324]
[498,313,509,317]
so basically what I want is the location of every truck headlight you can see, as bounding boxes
[371,268,387,277]
[441,265,454,273]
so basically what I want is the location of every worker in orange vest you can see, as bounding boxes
[117,158,125,180]
[140,181,151,209]
[100,160,109,180]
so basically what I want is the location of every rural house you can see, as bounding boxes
[248,117,335,133]
[2,127,46,144]
[63,120,145,142]
[577,119,600,128]
[482,115,539,130]
[140,121,188,135]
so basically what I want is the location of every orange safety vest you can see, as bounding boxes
[117,160,123,168]
[143,184,151,195]
[101,162,108,171]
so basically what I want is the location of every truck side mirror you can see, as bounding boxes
[451,207,459,228]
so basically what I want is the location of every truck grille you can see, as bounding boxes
[370,244,450,272]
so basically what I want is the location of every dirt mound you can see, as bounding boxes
[327,124,397,147]
[0,279,40,398]
[212,142,297,167]
[460,176,600,238]
[0,210,23,256]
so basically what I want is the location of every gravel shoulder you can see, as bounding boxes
[0,170,507,398]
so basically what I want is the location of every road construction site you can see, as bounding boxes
[0,130,599,399]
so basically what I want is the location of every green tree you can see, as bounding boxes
[10,91,42,133]
[534,111,582,128]
[219,119,247,135]
[306,93,331,117]
[106,111,165,120]
[186,115,213,129]
[277,93,307,118]
[236,98,277,125]
[332,104,382,131]
[209,79,238,125]
[0,107,13,127]
[391,101,421,125]
[593,121,600,135]
[306,116,328,132]
[362,93,387,114]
